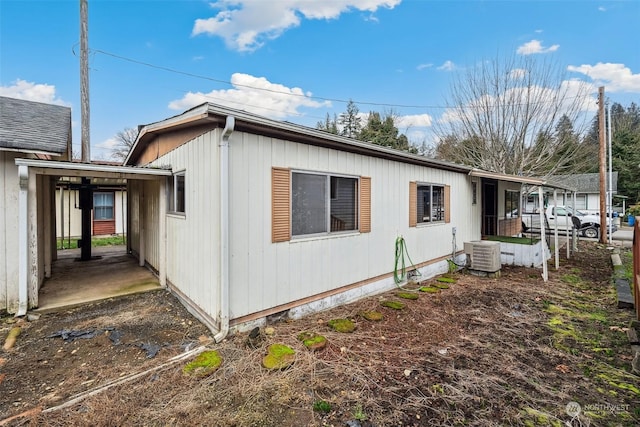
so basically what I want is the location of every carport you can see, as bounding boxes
[13,158,171,315]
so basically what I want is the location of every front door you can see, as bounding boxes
[482,179,498,236]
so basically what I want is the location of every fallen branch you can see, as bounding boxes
[0,407,42,426]
[42,345,208,413]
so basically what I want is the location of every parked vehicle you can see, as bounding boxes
[521,205,615,239]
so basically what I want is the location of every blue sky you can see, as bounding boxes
[1,0,639,160]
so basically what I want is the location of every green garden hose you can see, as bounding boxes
[394,236,421,288]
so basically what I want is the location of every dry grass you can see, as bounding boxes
[5,241,638,426]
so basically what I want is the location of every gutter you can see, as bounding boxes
[214,115,235,342]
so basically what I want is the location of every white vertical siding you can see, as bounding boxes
[228,132,479,319]
[142,180,160,269]
[148,130,221,325]
[142,127,480,326]
[0,152,20,312]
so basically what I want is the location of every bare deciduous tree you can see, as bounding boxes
[433,55,595,176]
[111,127,138,162]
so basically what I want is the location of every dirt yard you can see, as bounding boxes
[1,241,638,426]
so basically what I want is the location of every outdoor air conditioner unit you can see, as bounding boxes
[463,241,501,273]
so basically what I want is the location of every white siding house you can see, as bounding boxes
[124,103,486,335]
[0,96,71,314]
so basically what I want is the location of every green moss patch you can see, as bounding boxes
[297,332,327,351]
[432,283,450,289]
[436,277,456,283]
[395,292,419,300]
[419,286,441,293]
[381,300,405,310]
[328,318,356,333]
[359,311,383,321]
[183,350,223,377]
[262,343,295,370]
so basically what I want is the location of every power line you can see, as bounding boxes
[91,48,597,113]
[92,48,450,110]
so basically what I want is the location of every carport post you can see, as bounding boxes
[539,185,548,282]
[17,165,29,316]
[553,189,559,270]
[159,179,167,288]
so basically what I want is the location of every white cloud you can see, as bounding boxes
[397,113,432,128]
[437,60,456,71]
[516,39,560,55]
[0,79,69,106]
[567,62,640,93]
[192,0,401,52]
[96,137,119,150]
[416,63,433,71]
[598,6,606,12]
[534,29,543,34]
[509,68,527,79]
[168,72,331,119]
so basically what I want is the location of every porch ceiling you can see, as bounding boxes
[469,169,576,192]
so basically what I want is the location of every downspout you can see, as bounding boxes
[214,115,235,343]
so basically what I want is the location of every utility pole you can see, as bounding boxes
[598,86,607,244]
[79,0,93,260]
[80,0,90,163]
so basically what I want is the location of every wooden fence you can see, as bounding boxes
[633,217,640,320]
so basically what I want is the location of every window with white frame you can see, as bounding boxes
[505,190,520,218]
[93,192,114,220]
[291,171,358,237]
[417,184,445,223]
[168,171,186,214]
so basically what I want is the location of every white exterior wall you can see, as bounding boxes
[142,128,480,327]
[147,130,222,327]
[228,132,478,320]
[55,189,127,238]
[0,152,20,312]
[497,181,522,218]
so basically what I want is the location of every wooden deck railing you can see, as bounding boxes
[633,217,640,320]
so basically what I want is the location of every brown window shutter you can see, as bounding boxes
[409,181,417,227]
[359,176,371,233]
[444,185,451,223]
[272,167,291,243]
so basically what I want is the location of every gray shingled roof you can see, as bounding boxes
[549,172,618,193]
[0,96,71,155]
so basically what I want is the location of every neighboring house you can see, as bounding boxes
[0,96,71,314]
[524,172,618,213]
[56,176,127,241]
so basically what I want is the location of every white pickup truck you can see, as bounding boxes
[521,205,614,239]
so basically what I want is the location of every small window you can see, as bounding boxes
[505,190,520,218]
[417,184,445,223]
[168,171,186,214]
[291,171,358,237]
[94,192,114,220]
[472,181,477,205]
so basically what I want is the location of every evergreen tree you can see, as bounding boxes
[339,100,362,138]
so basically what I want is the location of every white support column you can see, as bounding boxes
[158,179,167,288]
[28,172,38,307]
[17,165,29,316]
[43,176,52,278]
[538,185,548,282]
[139,183,145,267]
[565,190,570,260]
[553,189,559,270]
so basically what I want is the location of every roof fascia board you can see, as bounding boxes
[1,147,64,156]
[15,158,172,180]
